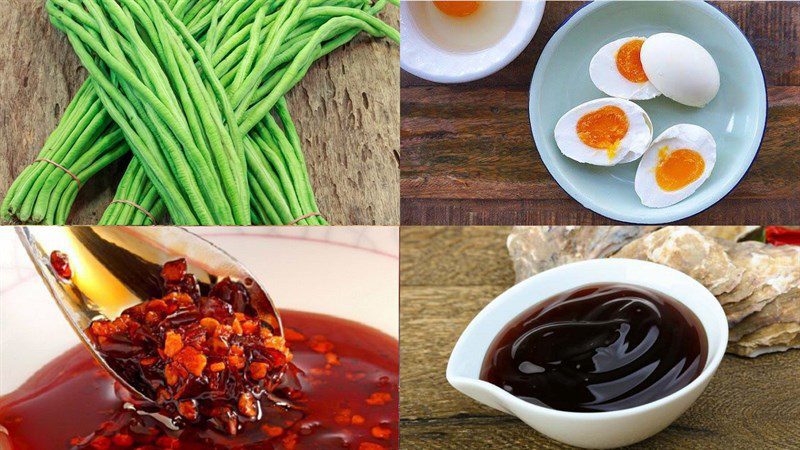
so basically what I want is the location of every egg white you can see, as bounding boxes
[635,124,717,208]
[554,98,653,166]
[641,33,720,108]
[589,37,661,100]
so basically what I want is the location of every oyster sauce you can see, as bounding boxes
[480,283,707,412]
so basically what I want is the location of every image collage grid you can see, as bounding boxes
[0,1,799,449]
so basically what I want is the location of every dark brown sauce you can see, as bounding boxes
[0,310,398,449]
[480,284,707,412]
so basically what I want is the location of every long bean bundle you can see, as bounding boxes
[103,0,397,225]
[52,0,253,225]
[2,0,398,225]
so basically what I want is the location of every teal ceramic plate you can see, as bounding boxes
[529,0,766,224]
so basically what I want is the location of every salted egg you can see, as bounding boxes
[640,33,720,107]
[590,37,661,100]
[406,1,521,54]
[635,124,716,208]
[554,98,653,166]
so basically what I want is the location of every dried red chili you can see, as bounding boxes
[50,250,72,279]
[85,259,291,434]
[765,226,800,246]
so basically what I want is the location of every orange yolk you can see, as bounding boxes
[655,147,705,191]
[616,39,648,83]
[576,106,629,159]
[433,1,480,17]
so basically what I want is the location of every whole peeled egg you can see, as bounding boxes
[640,33,720,107]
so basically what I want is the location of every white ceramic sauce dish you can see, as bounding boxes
[400,0,546,83]
[446,258,728,448]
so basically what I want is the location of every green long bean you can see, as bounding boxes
[2,0,397,225]
[100,0,393,225]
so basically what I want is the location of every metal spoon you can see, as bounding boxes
[16,226,282,402]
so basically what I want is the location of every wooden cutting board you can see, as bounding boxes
[0,1,399,225]
[401,1,800,225]
[400,226,800,449]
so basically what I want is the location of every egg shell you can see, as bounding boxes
[640,33,720,108]
[589,36,662,100]
[635,124,717,208]
[554,98,653,166]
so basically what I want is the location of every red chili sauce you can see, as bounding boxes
[0,259,397,450]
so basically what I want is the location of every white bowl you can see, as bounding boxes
[400,0,546,83]
[446,258,728,448]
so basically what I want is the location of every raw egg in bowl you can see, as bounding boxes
[401,1,546,83]
[529,0,766,223]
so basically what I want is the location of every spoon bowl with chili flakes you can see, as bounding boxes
[16,226,284,433]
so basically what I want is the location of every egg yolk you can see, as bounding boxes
[576,106,629,159]
[433,1,480,17]
[655,147,705,191]
[616,39,649,83]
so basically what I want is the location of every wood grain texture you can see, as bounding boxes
[400,2,800,225]
[400,227,800,449]
[0,1,399,225]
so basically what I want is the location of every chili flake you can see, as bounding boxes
[85,259,291,434]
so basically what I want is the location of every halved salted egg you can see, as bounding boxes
[635,124,716,208]
[590,37,661,100]
[554,98,653,166]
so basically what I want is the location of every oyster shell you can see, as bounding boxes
[721,242,800,324]
[507,226,655,283]
[612,226,743,296]
[728,288,800,357]
[730,288,800,342]
[714,241,763,306]
[692,226,759,242]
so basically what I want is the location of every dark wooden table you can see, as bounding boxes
[401,2,800,225]
[400,227,800,449]
[0,2,399,225]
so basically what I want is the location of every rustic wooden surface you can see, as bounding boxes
[400,227,800,449]
[401,2,800,225]
[0,1,399,225]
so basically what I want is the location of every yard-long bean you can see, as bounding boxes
[98,0,397,226]
[2,0,398,225]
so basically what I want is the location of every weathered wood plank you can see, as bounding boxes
[401,197,800,226]
[400,226,513,286]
